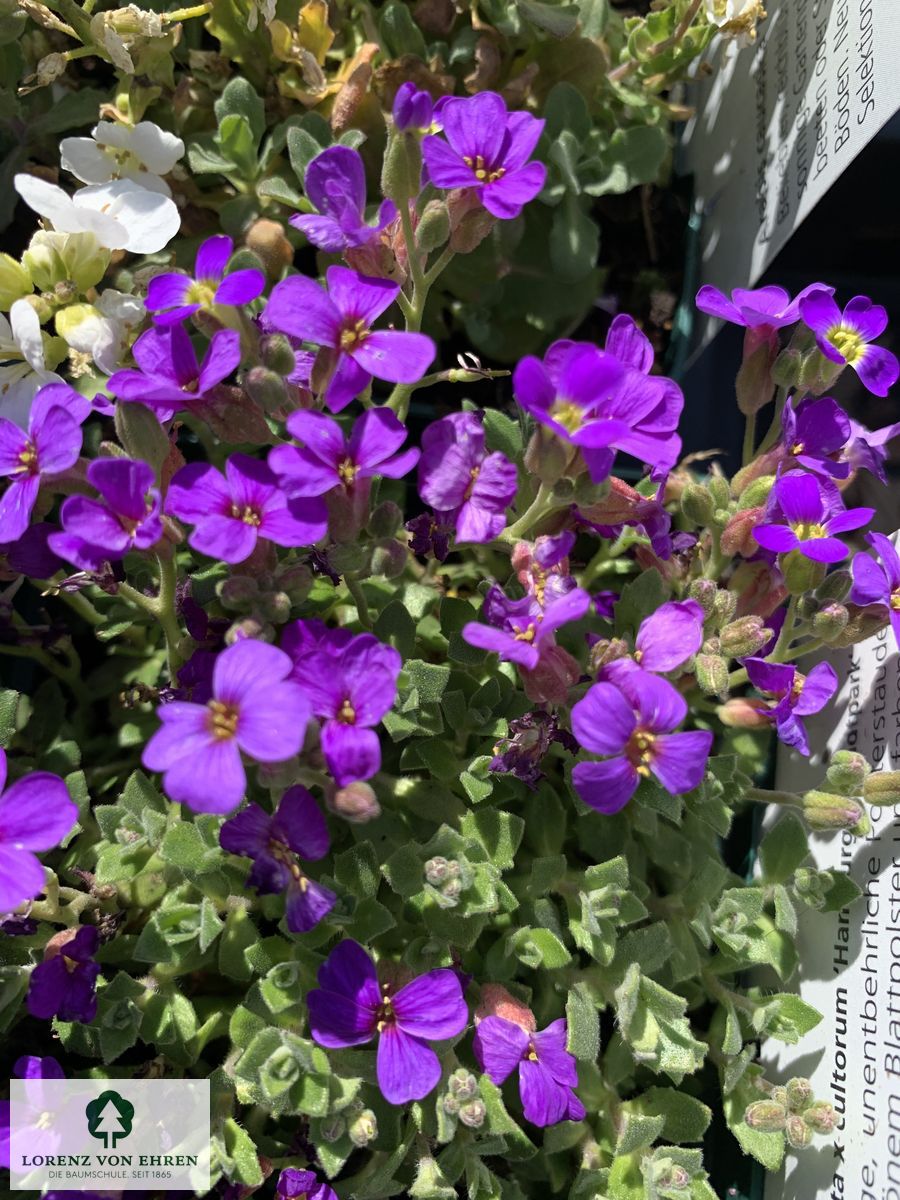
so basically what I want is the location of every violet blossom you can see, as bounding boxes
[276,1168,338,1200]
[695,283,828,331]
[393,83,436,132]
[146,234,265,326]
[269,407,419,498]
[850,532,900,644]
[307,939,468,1104]
[219,786,336,933]
[463,586,590,670]
[107,324,242,412]
[571,670,713,813]
[265,266,435,412]
[27,925,100,1023]
[165,453,327,564]
[743,657,837,756]
[422,92,546,220]
[474,1015,584,1127]
[417,411,517,543]
[405,510,454,562]
[489,711,577,789]
[0,748,77,914]
[841,416,900,483]
[1,1055,65,1169]
[778,396,850,478]
[48,458,163,572]
[753,471,873,564]
[800,289,900,397]
[604,599,705,679]
[291,146,397,253]
[0,388,83,543]
[142,639,312,813]
[511,530,577,608]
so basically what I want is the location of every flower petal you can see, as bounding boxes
[571,683,635,755]
[393,968,467,1039]
[319,721,381,787]
[351,330,435,384]
[572,756,639,813]
[473,1015,529,1085]
[376,1025,442,1104]
[276,785,330,861]
[0,772,76,850]
[195,235,233,282]
[650,730,713,795]
[266,275,341,346]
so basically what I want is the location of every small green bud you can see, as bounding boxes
[381,130,421,208]
[416,200,451,252]
[815,569,852,603]
[769,1086,788,1107]
[712,588,738,624]
[825,750,871,795]
[812,603,849,642]
[720,615,772,658]
[257,590,292,624]
[688,578,719,616]
[368,500,403,539]
[244,366,288,413]
[226,618,274,644]
[863,770,900,808]
[589,637,629,674]
[425,856,450,885]
[785,1113,814,1149]
[458,1099,486,1128]
[743,1100,787,1132]
[259,333,296,377]
[330,781,381,823]
[348,1108,378,1147]
[218,575,260,610]
[708,475,731,509]
[802,790,865,831]
[441,878,462,903]
[681,482,716,526]
[803,1101,836,1134]
[275,562,313,605]
[445,859,461,879]
[800,348,843,396]
[649,1157,691,1191]
[449,1068,478,1099]
[695,653,729,699]
[793,867,827,908]
[24,230,110,292]
[785,1077,814,1112]
[736,338,776,415]
[524,426,573,485]
[114,399,170,478]
[369,539,408,578]
[739,474,776,508]
[782,549,827,594]
[551,476,576,502]
[442,1093,460,1116]
[328,544,367,574]
[850,807,871,838]
[772,347,802,388]
[0,252,32,308]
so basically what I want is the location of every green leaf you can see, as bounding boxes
[215,77,265,147]
[375,600,417,660]
[615,1111,665,1155]
[722,1065,785,1172]
[635,1088,712,1144]
[482,408,523,459]
[383,844,425,898]
[820,871,862,911]
[256,174,305,206]
[615,965,706,1082]
[478,1077,537,1160]
[379,0,428,57]
[614,568,668,638]
[566,982,600,1061]
[460,809,524,870]
[404,660,451,704]
[758,993,822,1044]
[511,926,571,970]
[334,841,381,899]
[576,0,609,37]
[517,0,580,36]
[0,689,18,747]
[758,812,808,883]
[287,124,328,185]
[221,1117,264,1185]
[549,198,599,281]
[217,114,259,178]
[544,82,591,142]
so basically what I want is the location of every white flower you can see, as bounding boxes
[56,290,146,376]
[61,121,185,197]
[13,174,181,256]
[704,0,766,45]
[0,299,62,427]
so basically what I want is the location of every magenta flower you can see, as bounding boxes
[615,599,704,675]
[0,1055,65,1169]
[307,939,468,1104]
[48,458,163,572]
[27,925,100,1024]
[463,586,590,669]
[276,1168,338,1200]
[393,83,436,132]
[753,471,873,564]
[778,397,850,479]
[0,749,76,914]
[295,629,401,787]
[0,389,83,543]
[269,407,419,498]
[265,266,435,412]
[851,532,900,645]
[571,670,713,813]
[474,1016,584,1127]
[800,289,900,397]
[142,639,312,813]
[107,324,242,412]
[512,530,577,609]
[165,453,327,564]
[219,786,336,933]
[696,283,829,330]
[146,234,265,326]
[417,411,517,543]
[744,657,837,756]
[291,146,397,253]
[422,92,546,220]
[406,510,454,562]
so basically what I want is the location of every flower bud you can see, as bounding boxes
[259,333,296,377]
[800,347,843,396]
[381,132,422,209]
[458,1099,486,1128]
[826,603,890,649]
[811,603,849,643]
[244,366,288,414]
[441,877,462,903]
[718,698,772,729]
[425,856,450,885]
[720,507,763,558]
[785,1113,814,1149]
[803,1101,836,1134]
[327,486,370,546]
[825,750,870,796]
[850,808,871,838]
[707,475,731,509]
[368,500,403,539]
[815,569,852,604]
[743,1100,787,1132]
[24,230,109,292]
[227,617,273,644]
[772,347,802,388]
[802,790,865,831]
[695,653,729,699]
[475,983,536,1032]
[348,1108,378,1147]
[245,218,294,281]
[736,330,777,415]
[680,482,715,526]
[687,578,719,617]
[785,1077,814,1112]
[0,253,32,309]
[738,474,776,508]
[521,644,580,704]
[712,587,738,624]
[524,426,573,485]
[449,1068,478,1099]
[330,781,381,823]
[218,575,260,610]
[720,615,772,658]
[589,637,630,674]
[417,200,451,253]
[793,866,827,908]
[769,1085,788,1107]
[863,770,900,808]
[275,562,313,605]
[369,539,408,579]
[257,590,292,624]
[782,549,826,595]
[649,1158,690,1191]
[442,1094,460,1116]
[114,398,170,479]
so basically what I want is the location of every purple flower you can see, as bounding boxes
[406,510,453,562]
[276,1168,338,1200]
[290,147,397,253]
[841,416,900,483]
[753,471,873,564]
[417,411,517,543]
[422,92,546,220]
[0,749,76,914]
[48,458,163,572]
[269,407,419,498]
[489,711,577,789]
[463,586,590,669]
[605,599,704,676]
[696,283,829,330]
[142,639,312,813]
[307,939,468,1104]
[851,532,900,644]
[800,289,900,397]
[393,83,436,132]
[27,925,100,1023]
[474,1015,584,1127]
[146,235,265,326]
[165,453,327,564]
[0,389,83,543]
[265,266,435,412]
[778,397,850,478]
[512,531,577,609]
[294,629,401,787]
[1,1055,65,1169]
[107,324,242,412]
[219,786,336,933]
[744,657,837,756]
[571,670,713,813]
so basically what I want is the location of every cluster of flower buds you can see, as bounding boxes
[744,1076,836,1150]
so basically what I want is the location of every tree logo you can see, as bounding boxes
[85,1090,135,1149]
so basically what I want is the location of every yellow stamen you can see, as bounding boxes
[462,154,505,183]
[339,319,369,351]
[828,324,866,365]
[14,443,38,475]
[549,400,583,435]
[625,728,656,778]
[790,441,805,455]
[230,503,261,526]
[512,624,536,642]
[338,698,356,724]
[792,521,827,541]
[207,699,239,740]
[186,280,217,309]
[337,456,358,486]
[891,590,900,612]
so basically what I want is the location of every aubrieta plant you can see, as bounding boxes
[1,66,899,1200]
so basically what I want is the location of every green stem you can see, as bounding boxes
[161,1,213,20]
[771,594,798,661]
[400,204,426,327]
[423,246,455,289]
[756,386,790,456]
[502,482,557,542]
[346,578,372,629]
[41,0,93,42]
[0,642,90,702]
[117,557,183,679]
[744,786,803,808]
